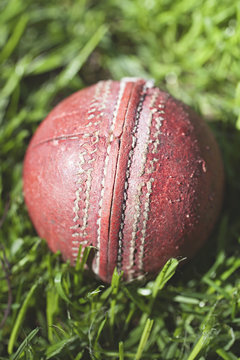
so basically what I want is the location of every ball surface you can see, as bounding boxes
[23,78,224,282]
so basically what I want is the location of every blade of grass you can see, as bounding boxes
[10,327,40,360]
[123,286,149,314]
[119,341,124,360]
[8,280,40,354]
[54,271,71,304]
[1,56,31,99]
[57,24,108,88]
[152,258,179,297]
[74,351,84,360]
[46,287,59,343]
[216,348,239,360]
[75,245,93,273]
[187,303,218,360]
[148,258,179,312]
[93,315,107,350]
[109,268,122,327]
[0,14,28,63]
[0,0,26,23]
[45,335,78,359]
[135,318,154,360]
[187,332,211,360]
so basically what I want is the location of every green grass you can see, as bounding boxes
[0,0,240,358]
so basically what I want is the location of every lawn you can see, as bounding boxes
[0,0,240,359]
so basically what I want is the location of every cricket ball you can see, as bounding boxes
[23,78,224,283]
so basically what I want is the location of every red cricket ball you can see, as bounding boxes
[23,78,224,283]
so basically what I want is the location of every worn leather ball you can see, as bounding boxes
[23,78,224,282]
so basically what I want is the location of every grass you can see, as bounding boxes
[0,0,240,358]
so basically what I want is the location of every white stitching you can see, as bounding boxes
[127,91,158,278]
[138,178,154,271]
[137,94,167,274]
[70,81,111,259]
[140,91,159,176]
[71,151,86,223]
